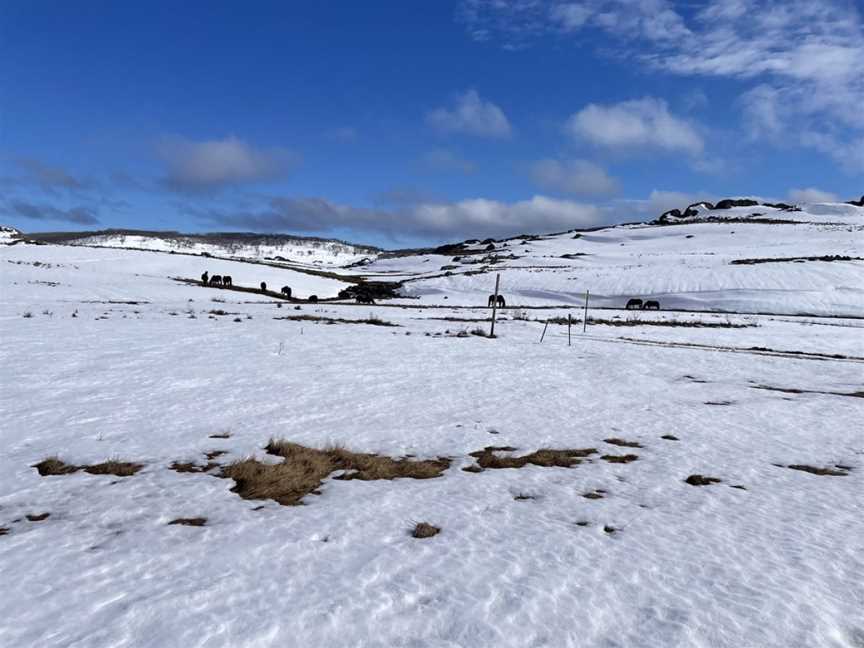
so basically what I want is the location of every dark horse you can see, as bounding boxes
[642,300,660,310]
[308,295,318,303]
[489,294,505,307]
[497,295,506,308]
[281,286,292,298]
[626,298,643,310]
[209,275,223,287]
[222,275,233,287]
[356,294,375,305]
[260,281,267,292]
[487,294,496,307]
[201,271,209,284]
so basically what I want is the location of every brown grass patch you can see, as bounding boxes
[514,493,537,501]
[786,464,849,476]
[84,460,142,477]
[0,527,8,536]
[209,432,231,439]
[604,438,642,448]
[168,517,207,526]
[466,446,595,471]
[26,513,50,522]
[411,522,440,538]
[32,457,79,476]
[220,440,450,506]
[685,474,722,486]
[601,454,639,463]
[583,489,606,499]
[661,435,679,441]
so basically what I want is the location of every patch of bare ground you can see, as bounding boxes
[705,401,733,406]
[685,474,722,486]
[32,457,142,477]
[273,314,398,327]
[583,489,606,499]
[26,513,50,521]
[514,493,537,501]
[752,385,864,399]
[601,454,639,463]
[168,517,207,527]
[411,522,440,539]
[0,527,8,536]
[661,435,679,441]
[604,438,642,448]
[547,317,753,329]
[32,457,78,476]
[209,432,231,439]
[466,446,596,471]
[220,440,450,506]
[730,254,863,265]
[786,464,850,476]
[84,460,143,477]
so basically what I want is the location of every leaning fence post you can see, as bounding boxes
[489,273,500,338]
[582,290,590,333]
[568,314,572,346]
[539,319,549,343]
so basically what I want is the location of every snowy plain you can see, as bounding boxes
[1,205,863,647]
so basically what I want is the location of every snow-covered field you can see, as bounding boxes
[1,207,863,647]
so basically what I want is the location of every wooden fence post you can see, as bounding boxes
[568,314,572,346]
[489,273,500,338]
[582,290,590,333]
[539,320,549,343]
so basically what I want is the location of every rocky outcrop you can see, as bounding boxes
[846,195,864,207]
[714,198,759,210]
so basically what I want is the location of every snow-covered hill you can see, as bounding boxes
[0,226,22,245]
[24,230,380,267]
[359,200,864,317]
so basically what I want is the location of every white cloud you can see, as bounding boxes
[157,136,296,190]
[529,158,618,195]
[421,149,476,174]
[565,97,704,156]
[198,193,603,242]
[426,89,512,138]
[788,187,839,204]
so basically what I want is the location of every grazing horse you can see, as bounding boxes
[643,300,660,310]
[281,286,292,298]
[356,294,375,305]
[260,281,267,292]
[487,294,496,307]
[201,271,209,285]
[625,298,643,310]
[209,275,223,287]
[308,295,318,303]
[222,275,232,287]
[497,295,506,308]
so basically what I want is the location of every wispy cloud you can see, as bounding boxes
[787,187,839,203]
[565,98,704,156]
[529,158,618,195]
[3,200,100,225]
[426,89,512,139]
[157,136,298,191]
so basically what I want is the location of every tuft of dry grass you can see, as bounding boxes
[685,474,722,486]
[601,454,639,464]
[411,522,440,539]
[466,446,596,471]
[32,457,79,476]
[661,435,679,441]
[168,517,207,527]
[786,464,849,476]
[26,513,50,522]
[583,490,606,499]
[220,440,450,506]
[0,527,9,536]
[209,432,232,439]
[604,438,642,448]
[84,460,142,477]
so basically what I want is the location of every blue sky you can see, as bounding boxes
[1,0,862,247]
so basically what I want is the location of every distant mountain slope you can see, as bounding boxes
[21,229,380,267]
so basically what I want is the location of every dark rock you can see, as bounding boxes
[715,198,759,210]
[682,201,714,217]
[846,195,864,207]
